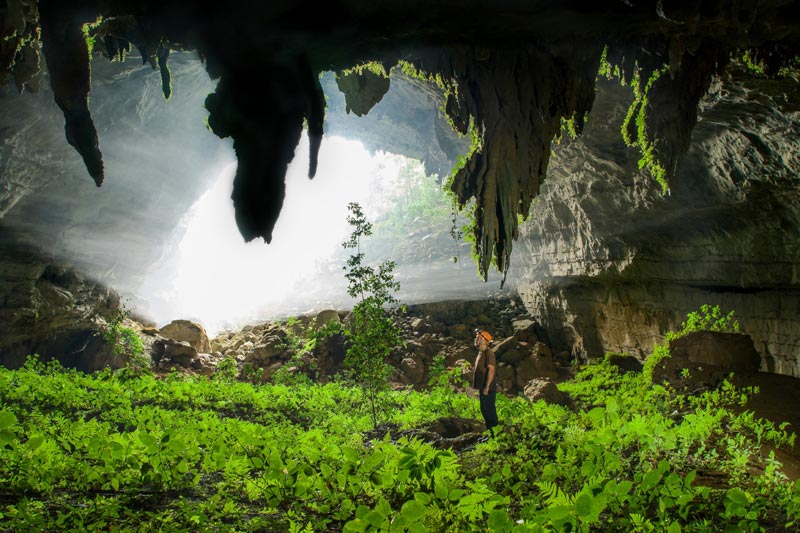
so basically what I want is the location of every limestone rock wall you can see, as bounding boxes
[0,239,123,371]
[511,69,800,375]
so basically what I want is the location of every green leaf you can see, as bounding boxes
[574,493,593,518]
[26,436,44,451]
[407,523,428,533]
[488,509,513,531]
[727,488,750,506]
[586,407,605,424]
[0,430,15,446]
[605,397,618,413]
[0,411,17,430]
[617,480,633,496]
[548,505,571,521]
[343,519,367,533]
[449,488,465,501]
[414,492,432,505]
[667,522,681,533]
[641,469,662,492]
[400,500,426,523]
[376,497,392,516]
[363,511,385,528]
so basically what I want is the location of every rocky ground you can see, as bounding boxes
[144,296,573,403]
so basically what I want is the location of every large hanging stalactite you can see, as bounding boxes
[38,0,104,186]
[408,42,603,280]
[203,51,326,243]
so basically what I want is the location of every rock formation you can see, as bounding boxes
[3,1,798,280]
[0,238,121,371]
[511,68,800,375]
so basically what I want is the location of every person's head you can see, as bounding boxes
[474,329,492,351]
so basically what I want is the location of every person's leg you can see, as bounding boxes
[484,391,498,435]
[479,392,498,436]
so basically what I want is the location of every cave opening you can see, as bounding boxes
[2,3,800,529]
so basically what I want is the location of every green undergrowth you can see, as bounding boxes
[2,343,800,531]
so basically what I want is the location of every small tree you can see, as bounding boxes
[342,202,403,426]
[102,307,150,374]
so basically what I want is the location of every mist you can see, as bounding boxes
[136,133,510,337]
[0,51,510,338]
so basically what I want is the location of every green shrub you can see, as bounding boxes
[213,355,238,383]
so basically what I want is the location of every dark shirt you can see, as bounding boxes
[473,348,497,392]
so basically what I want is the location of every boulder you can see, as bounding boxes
[419,335,442,357]
[313,309,340,330]
[511,319,539,343]
[191,352,221,376]
[448,324,472,340]
[531,341,553,358]
[523,379,571,406]
[400,356,426,386]
[249,343,285,362]
[515,352,558,387]
[652,331,761,386]
[313,332,347,382]
[424,417,485,439]
[496,363,515,393]
[554,350,572,366]
[158,339,197,368]
[605,353,643,373]
[445,346,474,367]
[410,317,429,333]
[669,332,760,372]
[499,347,526,365]
[159,320,211,353]
[493,336,517,358]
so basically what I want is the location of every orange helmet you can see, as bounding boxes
[476,330,493,343]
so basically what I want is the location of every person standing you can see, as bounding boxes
[473,329,498,437]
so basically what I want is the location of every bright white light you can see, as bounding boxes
[139,134,405,336]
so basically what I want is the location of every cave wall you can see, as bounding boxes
[511,70,800,375]
[0,52,229,294]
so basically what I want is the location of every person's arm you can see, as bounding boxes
[482,364,495,395]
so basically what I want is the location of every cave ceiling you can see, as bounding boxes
[2,0,800,281]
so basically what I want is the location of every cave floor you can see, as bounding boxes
[732,372,800,482]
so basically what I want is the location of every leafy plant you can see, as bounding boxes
[342,202,403,427]
[101,307,148,373]
[213,355,238,383]
[667,304,740,341]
